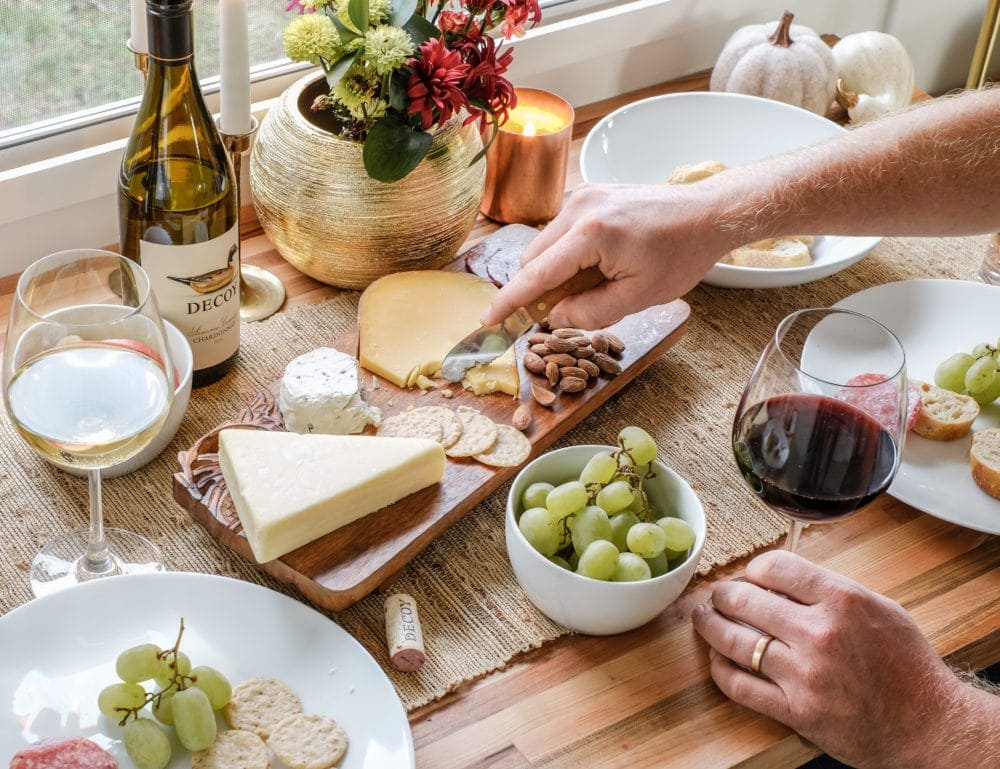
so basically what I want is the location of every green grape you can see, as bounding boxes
[609,511,640,552]
[152,690,174,725]
[521,482,554,511]
[518,507,561,556]
[123,718,172,769]
[190,666,232,710]
[624,490,645,515]
[618,425,657,465]
[154,650,191,688]
[971,342,994,359]
[570,506,612,555]
[545,481,588,518]
[645,552,670,578]
[116,643,163,683]
[613,552,652,582]
[657,517,697,552]
[965,356,999,395]
[934,352,975,392]
[548,555,572,570]
[972,371,1000,405]
[579,451,617,486]
[171,686,217,751]
[626,522,667,559]
[576,540,618,580]
[568,550,580,570]
[97,682,147,720]
[595,481,634,514]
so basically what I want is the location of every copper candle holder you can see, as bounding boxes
[481,88,575,226]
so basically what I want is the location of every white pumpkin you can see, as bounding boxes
[833,31,914,124]
[711,11,837,116]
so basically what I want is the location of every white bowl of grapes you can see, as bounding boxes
[505,426,706,635]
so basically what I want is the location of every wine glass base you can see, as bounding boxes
[240,264,285,322]
[29,528,165,599]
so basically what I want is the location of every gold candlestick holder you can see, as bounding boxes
[220,117,287,322]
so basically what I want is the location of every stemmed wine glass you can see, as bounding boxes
[3,249,174,596]
[732,308,908,554]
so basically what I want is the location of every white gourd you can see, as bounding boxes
[832,32,914,124]
[710,11,837,116]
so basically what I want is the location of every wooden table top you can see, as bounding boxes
[1,73,995,769]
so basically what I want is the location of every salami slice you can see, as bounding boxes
[838,373,922,433]
[9,737,117,769]
[462,224,538,287]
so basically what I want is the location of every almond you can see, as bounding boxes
[543,353,577,368]
[559,366,589,380]
[559,376,587,393]
[529,343,551,356]
[577,358,600,378]
[512,405,532,431]
[593,352,622,376]
[552,328,586,339]
[590,333,610,355]
[572,345,595,359]
[604,332,626,356]
[531,381,556,407]
[545,337,579,354]
[527,332,553,346]
[523,350,546,375]
[545,361,560,387]
[567,336,590,347]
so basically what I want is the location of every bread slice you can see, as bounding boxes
[667,160,727,184]
[728,238,812,269]
[910,380,980,441]
[971,428,1000,500]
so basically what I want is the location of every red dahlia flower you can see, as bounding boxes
[499,0,541,37]
[455,34,516,128]
[438,10,472,35]
[406,38,471,130]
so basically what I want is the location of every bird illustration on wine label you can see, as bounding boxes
[167,244,237,294]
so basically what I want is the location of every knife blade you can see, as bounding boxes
[440,266,606,382]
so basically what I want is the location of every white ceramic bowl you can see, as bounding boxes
[63,320,193,479]
[505,445,706,635]
[579,92,881,289]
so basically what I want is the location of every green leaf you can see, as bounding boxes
[325,52,357,90]
[328,10,362,43]
[348,0,370,33]
[403,13,440,47]
[389,0,418,27]
[364,116,433,182]
[387,71,409,112]
[467,106,497,167]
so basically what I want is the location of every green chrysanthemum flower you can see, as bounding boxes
[302,0,332,10]
[363,25,414,75]
[283,13,341,65]
[331,65,388,121]
[334,0,392,32]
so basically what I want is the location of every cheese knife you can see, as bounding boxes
[440,266,605,382]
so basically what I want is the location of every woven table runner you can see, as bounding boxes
[0,235,985,710]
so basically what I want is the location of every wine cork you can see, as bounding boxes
[384,593,426,672]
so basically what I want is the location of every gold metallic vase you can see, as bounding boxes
[250,72,486,289]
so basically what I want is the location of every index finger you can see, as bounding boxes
[744,550,842,606]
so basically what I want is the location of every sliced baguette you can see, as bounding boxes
[970,428,1000,500]
[910,380,980,441]
[728,238,812,269]
[667,160,727,184]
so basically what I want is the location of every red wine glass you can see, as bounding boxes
[732,308,908,554]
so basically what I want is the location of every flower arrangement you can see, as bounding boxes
[282,0,541,182]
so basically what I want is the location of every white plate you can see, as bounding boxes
[834,279,1000,535]
[0,572,414,768]
[579,92,881,289]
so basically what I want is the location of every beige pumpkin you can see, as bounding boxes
[833,31,914,124]
[710,11,837,116]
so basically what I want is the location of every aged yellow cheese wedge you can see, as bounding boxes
[218,429,445,563]
[462,346,519,396]
[359,270,504,389]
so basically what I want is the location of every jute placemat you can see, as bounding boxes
[0,235,985,709]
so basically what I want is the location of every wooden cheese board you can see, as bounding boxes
[173,230,690,611]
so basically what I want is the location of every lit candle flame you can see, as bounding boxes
[523,120,537,137]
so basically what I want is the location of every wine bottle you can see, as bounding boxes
[119,0,240,387]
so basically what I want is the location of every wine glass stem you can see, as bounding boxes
[785,520,804,554]
[84,469,112,574]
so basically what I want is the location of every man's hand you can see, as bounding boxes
[692,550,998,769]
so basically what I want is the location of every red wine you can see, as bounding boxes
[733,393,898,522]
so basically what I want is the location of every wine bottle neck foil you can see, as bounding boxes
[147,0,194,64]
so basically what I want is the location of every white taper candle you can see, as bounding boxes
[130,0,148,54]
[219,0,252,135]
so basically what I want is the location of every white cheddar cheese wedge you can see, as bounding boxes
[279,347,381,435]
[359,270,500,388]
[218,429,446,563]
[462,346,519,397]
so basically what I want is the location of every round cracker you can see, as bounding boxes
[405,406,463,448]
[267,713,349,769]
[377,409,444,443]
[446,407,499,457]
[224,678,303,739]
[473,424,532,467]
[192,729,269,769]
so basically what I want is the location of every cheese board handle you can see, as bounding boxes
[524,266,606,324]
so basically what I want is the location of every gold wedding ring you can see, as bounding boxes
[750,634,774,675]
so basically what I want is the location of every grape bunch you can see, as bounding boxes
[934,339,1000,405]
[517,426,696,582]
[97,620,232,769]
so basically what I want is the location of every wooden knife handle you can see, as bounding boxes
[523,266,606,324]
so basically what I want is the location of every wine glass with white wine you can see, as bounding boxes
[3,249,174,596]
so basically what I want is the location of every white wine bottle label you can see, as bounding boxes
[140,223,240,371]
